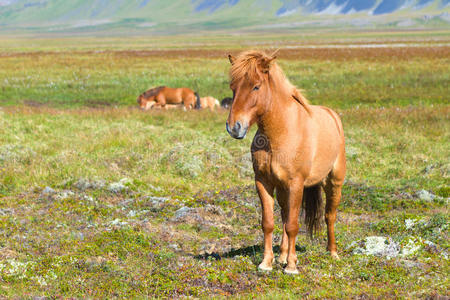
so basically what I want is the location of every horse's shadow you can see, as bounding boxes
[194,244,306,261]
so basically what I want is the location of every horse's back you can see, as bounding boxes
[181,87,195,98]
[310,105,344,142]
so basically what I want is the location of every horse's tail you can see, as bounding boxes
[214,99,220,108]
[194,92,201,109]
[302,185,323,238]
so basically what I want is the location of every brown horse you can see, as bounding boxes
[137,86,165,110]
[199,96,220,111]
[226,50,346,274]
[137,86,200,110]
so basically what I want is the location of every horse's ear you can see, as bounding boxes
[260,56,276,73]
[228,54,236,65]
[270,48,280,59]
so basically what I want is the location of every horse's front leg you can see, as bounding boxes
[255,177,275,271]
[276,187,288,265]
[284,178,304,274]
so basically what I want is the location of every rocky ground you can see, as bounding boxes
[0,175,447,297]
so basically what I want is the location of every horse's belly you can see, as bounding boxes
[304,153,337,186]
[303,169,330,187]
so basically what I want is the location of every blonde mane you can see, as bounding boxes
[229,50,310,113]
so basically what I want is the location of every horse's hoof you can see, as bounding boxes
[258,263,273,272]
[258,258,274,271]
[277,256,287,265]
[331,251,340,260]
[283,267,299,275]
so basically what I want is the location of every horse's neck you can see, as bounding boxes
[258,90,308,145]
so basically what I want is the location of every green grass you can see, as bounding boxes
[0,34,448,298]
[0,45,448,108]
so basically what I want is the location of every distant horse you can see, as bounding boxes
[139,101,183,110]
[199,96,220,111]
[226,50,346,274]
[137,86,165,110]
[137,86,200,110]
[221,97,233,109]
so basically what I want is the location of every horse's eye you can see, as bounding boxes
[253,85,260,91]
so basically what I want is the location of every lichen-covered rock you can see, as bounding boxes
[108,178,131,193]
[73,178,105,191]
[352,236,400,258]
[237,153,253,178]
[415,190,436,202]
[400,237,422,257]
[173,206,196,220]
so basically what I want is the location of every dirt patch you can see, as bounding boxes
[2,47,449,61]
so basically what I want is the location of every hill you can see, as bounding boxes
[0,0,449,34]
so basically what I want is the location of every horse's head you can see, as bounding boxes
[226,51,277,139]
[137,93,155,110]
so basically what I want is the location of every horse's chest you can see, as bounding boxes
[252,150,290,183]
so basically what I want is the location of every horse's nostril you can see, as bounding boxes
[236,121,241,130]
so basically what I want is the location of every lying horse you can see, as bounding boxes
[199,96,220,111]
[137,86,200,110]
[226,50,346,274]
[220,97,233,109]
[137,86,165,110]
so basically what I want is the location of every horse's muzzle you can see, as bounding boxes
[226,121,248,139]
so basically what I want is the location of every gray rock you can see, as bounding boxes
[174,206,194,219]
[0,208,14,216]
[238,153,253,177]
[42,186,56,195]
[169,243,180,251]
[119,198,135,206]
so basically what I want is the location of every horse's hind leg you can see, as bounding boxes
[323,158,345,259]
[284,178,304,274]
[183,95,194,110]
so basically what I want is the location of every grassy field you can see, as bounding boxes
[0,32,449,298]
